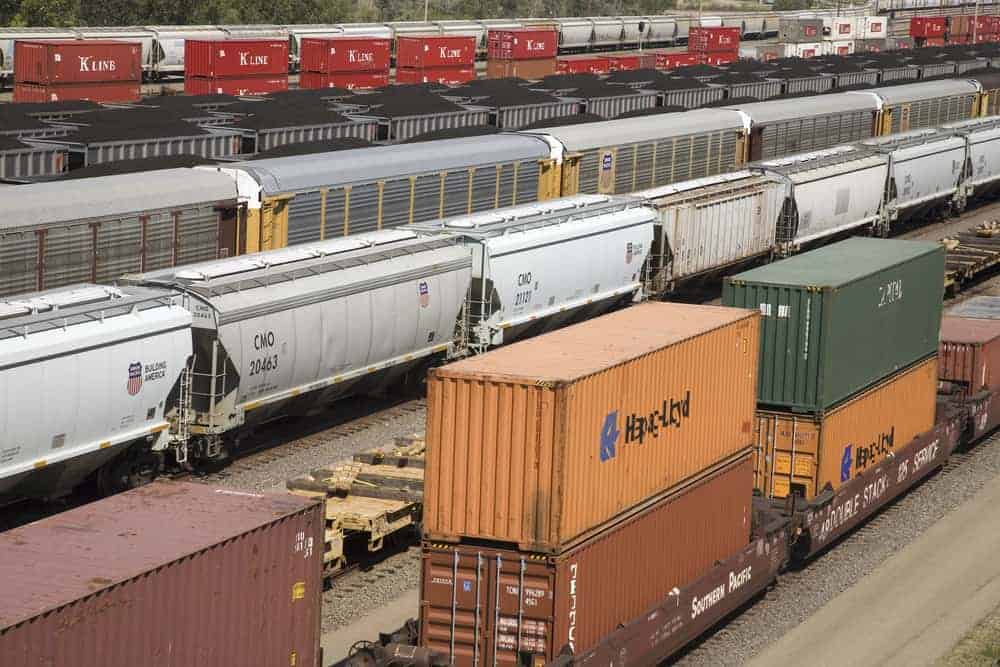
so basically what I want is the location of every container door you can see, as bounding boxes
[754,413,820,499]
[422,549,490,666]
[484,554,555,667]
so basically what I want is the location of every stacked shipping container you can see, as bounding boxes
[184,38,289,96]
[299,36,390,91]
[723,237,945,501]
[420,301,762,664]
[13,40,141,103]
[688,26,740,65]
[557,54,611,75]
[397,35,476,86]
[487,28,558,80]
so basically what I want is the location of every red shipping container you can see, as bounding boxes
[420,453,754,665]
[396,66,476,86]
[654,51,701,70]
[688,26,741,53]
[920,37,947,47]
[15,40,141,84]
[185,75,288,96]
[299,71,388,90]
[949,35,971,44]
[939,316,1000,394]
[185,39,288,77]
[13,81,139,103]
[299,37,391,73]
[485,58,556,79]
[976,32,1000,44]
[487,28,558,60]
[0,482,322,667]
[701,50,739,65]
[606,53,657,71]
[396,35,476,68]
[557,55,610,74]
[910,17,947,38]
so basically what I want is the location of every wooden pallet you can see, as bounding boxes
[287,434,426,577]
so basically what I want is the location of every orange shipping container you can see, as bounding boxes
[754,355,938,500]
[486,58,557,80]
[420,453,753,665]
[424,302,760,553]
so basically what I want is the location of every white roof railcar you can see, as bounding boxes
[411,194,655,352]
[944,117,1000,195]
[0,284,192,498]
[124,230,471,444]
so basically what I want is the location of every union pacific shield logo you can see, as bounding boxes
[127,362,143,396]
[418,281,430,308]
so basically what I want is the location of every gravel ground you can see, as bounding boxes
[206,398,427,494]
[676,433,1000,666]
[939,603,1000,666]
[321,547,423,633]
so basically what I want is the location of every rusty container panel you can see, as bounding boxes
[754,356,937,500]
[0,481,323,667]
[485,58,556,80]
[420,453,752,665]
[425,301,759,553]
[15,40,141,84]
[13,81,140,103]
[938,316,1000,394]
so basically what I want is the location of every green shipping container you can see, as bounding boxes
[722,237,944,413]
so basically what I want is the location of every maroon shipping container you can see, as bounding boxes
[397,66,476,85]
[300,37,391,73]
[921,37,947,46]
[485,58,555,80]
[557,55,610,74]
[939,316,1000,393]
[0,481,323,667]
[688,26,741,53]
[300,70,389,90]
[396,35,476,68]
[702,50,739,65]
[420,452,753,666]
[654,51,701,70]
[185,38,289,77]
[487,28,558,60]
[15,40,141,84]
[910,16,948,38]
[185,75,289,96]
[13,81,139,103]
[606,53,657,71]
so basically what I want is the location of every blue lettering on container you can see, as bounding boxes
[841,445,853,483]
[600,411,620,462]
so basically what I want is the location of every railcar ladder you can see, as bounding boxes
[173,360,195,463]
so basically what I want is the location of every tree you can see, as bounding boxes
[772,0,812,9]
[12,0,80,26]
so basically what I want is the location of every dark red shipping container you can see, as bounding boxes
[420,452,753,666]
[0,481,323,667]
[701,50,739,65]
[939,316,1000,393]
[185,74,289,96]
[299,37,391,73]
[300,70,389,90]
[654,51,701,70]
[485,58,555,79]
[606,53,657,71]
[910,16,948,38]
[396,35,476,68]
[13,80,139,103]
[185,38,289,77]
[557,55,610,74]
[397,65,477,86]
[688,26,741,53]
[15,40,141,84]
[487,28,558,60]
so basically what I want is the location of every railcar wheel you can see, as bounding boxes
[96,451,163,495]
[345,641,379,667]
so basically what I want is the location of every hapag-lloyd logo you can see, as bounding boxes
[79,56,116,72]
[239,51,269,66]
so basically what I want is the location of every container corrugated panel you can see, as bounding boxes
[723,237,945,413]
[420,453,753,665]
[493,100,577,129]
[728,80,781,100]
[300,37,391,73]
[80,132,239,166]
[660,85,725,108]
[255,120,377,152]
[387,109,489,143]
[14,40,141,84]
[396,35,476,68]
[184,75,289,96]
[0,481,322,667]
[0,142,65,179]
[13,81,140,103]
[584,91,657,119]
[939,316,1000,393]
[780,74,835,95]
[424,301,759,552]
[835,69,879,87]
[878,65,919,83]
[184,39,289,77]
[755,356,937,499]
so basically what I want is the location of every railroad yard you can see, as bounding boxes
[12,4,1000,667]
